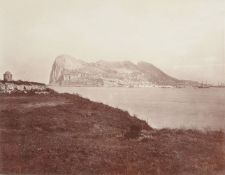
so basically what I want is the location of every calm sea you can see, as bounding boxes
[52,86,225,130]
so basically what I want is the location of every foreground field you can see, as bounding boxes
[0,93,225,175]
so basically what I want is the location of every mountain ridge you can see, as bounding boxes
[49,55,199,87]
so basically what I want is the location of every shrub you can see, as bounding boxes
[124,125,141,139]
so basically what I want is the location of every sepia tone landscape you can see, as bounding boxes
[1,0,225,175]
[0,57,225,174]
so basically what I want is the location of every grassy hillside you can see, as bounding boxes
[0,92,224,175]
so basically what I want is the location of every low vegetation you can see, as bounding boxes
[0,80,45,86]
[0,92,224,175]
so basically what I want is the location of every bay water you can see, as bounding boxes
[52,86,225,130]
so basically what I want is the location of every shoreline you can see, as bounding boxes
[50,86,225,131]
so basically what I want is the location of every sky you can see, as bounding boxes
[0,0,225,84]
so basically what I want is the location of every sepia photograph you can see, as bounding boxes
[0,0,225,174]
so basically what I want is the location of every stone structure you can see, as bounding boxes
[0,81,47,94]
[0,72,49,94]
[3,71,12,81]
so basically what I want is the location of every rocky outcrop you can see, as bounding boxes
[49,55,199,87]
[0,80,48,94]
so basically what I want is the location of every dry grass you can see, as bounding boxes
[0,93,224,175]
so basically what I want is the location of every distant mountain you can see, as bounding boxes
[49,55,199,87]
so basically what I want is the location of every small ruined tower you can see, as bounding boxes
[3,71,12,81]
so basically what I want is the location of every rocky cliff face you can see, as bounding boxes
[49,55,198,87]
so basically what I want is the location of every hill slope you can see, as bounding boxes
[49,55,199,87]
[0,93,224,174]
